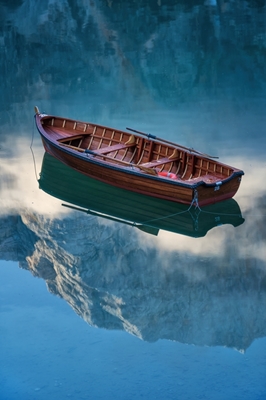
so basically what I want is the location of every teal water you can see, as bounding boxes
[1,262,266,400]
[1,1,266,399]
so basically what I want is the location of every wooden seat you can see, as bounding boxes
[140,148,181,168]
[141,156,181,168]
[95,142,135,154]
[91,135,136,155]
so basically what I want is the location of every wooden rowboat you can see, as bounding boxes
[34,107,244,206]
[39,152,245,238]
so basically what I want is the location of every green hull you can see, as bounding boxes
[38,152,244,238]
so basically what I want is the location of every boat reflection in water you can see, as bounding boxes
[38,152,244,238]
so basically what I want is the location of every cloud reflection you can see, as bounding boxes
[0,143,265,351]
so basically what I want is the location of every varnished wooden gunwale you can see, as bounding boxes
[35,111,244,206]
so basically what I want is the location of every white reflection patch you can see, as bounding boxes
[0,137,68,217]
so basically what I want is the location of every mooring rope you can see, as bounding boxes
[135,188,246,228]
[30,116,39,182]
[140,190,200,226]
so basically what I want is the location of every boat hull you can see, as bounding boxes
[39,152,245,238]
[41,137,242,207]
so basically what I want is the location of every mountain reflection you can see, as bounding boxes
[0,191,265,352]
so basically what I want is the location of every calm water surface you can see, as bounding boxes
[1,1,266,399]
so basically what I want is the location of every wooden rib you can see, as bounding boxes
[198,159,203,176]
[114,135,135,161]
[176,164,181,174]
[109,130,115,146]
[128,147,137,163]
[135,137,144,163]
[87,126,97,149]
[181,163,188,179]
[137,149,145,165]
[73,122,77,130]
[120,148,128,161]
[62,120,66,128]
[168,162,174,172]
[97,128,106,149]
[190,154,195,177]
[112,132,122,158]
[110,131,121,158]
[167,162,175,173]
[108,132,122,157]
